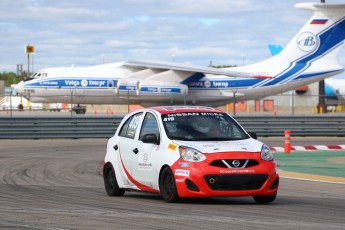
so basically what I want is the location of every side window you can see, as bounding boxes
[139,112,160,141]
[220,117,246,139]
[119,117,131,137]
[118,112,143,138]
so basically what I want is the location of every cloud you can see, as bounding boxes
[0,0,344,81]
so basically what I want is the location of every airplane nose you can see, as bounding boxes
[11,81,24,95]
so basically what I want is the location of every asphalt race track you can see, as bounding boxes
[0,139,344,230]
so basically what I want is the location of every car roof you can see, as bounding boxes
[148,106,223,114]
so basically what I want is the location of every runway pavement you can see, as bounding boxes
[0,138,344,229]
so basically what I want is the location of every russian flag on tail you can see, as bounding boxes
[310,19,328,24]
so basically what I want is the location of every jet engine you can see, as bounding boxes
[115,79,188,98]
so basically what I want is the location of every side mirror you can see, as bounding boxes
[249,132,257,139]
[142,134,160,145]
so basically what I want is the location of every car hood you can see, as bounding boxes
[173,138,263,153]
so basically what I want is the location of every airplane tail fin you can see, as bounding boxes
[237,2,345,82]
[268,45,283,56]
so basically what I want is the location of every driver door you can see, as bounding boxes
[133,112,161,186]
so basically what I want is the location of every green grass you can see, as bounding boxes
[274,151,345,178]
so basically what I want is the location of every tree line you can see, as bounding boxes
[0,72,23,87]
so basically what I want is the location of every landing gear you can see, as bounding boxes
[72,104,87,114]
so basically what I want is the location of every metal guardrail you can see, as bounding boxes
[236,116,345,137]
[0,116,344,139]
[0,117,122,139]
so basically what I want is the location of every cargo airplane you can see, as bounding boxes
[13,2,345,113]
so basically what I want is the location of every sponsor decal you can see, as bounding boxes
[188,80,229,88]
[178,162,189,168]
[161,106,215,111]
[40,81,58,86]
[220,169,255,174]
[138,153,152,170]
[212,81,228,88]
[161,87,180,93]
[138,162,152,168]
[297,32,318,52]
[32,79,112,88]
[65,80,80,86]
[88,80,106,87]
[176,179,184,183]
[143,153,148,162]
[310,19,328,25]
[119,85,136,91]
[81,79,88,87]
[175,169,190,177]
[202,140,246,148]
[146,87,158,92]
[168,143,177,151]
[204,81,211,88]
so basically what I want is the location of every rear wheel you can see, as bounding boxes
[253,193,277,204]
[103,164,125,196]
[159,167,179,203]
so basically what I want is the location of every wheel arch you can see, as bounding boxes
[158,164,171,190]
[103,161,112,175]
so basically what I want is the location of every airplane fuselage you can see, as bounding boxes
[17,65,342,107]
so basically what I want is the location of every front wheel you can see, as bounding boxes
[103,164,125,196]
[159,167,180,203]
[253,193,277,204]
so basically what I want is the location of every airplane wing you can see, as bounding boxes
[123,60,253,83]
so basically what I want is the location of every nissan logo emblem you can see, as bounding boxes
[232,160,241,167]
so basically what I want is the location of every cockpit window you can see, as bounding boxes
[31,72,48,79]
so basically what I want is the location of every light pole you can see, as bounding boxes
[233,89,237,116]
[25,45,34,78]
[70,86,77,117]
[9,90,12,117]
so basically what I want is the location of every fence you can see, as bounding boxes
[0,116,344,139]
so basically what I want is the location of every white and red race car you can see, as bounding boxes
[103,106,279,203]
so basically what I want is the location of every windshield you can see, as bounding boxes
[162,112,250,141]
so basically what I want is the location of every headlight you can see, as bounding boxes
[179,146,206,162]
[261,144,274,161]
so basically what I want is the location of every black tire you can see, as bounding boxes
[103,164,125,196]
[159,167,180,203]
[253,193,277,204]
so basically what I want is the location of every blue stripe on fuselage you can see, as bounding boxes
[188,78,263,89]
[294,69,343,81]
[24,78,117,88]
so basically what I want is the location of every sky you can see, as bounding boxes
[1,0,345,79]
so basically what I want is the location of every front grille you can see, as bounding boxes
[209,159,259,168]
[204,174,268,191]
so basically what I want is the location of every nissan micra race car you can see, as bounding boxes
[103,106,279,203]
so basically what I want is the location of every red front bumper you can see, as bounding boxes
[171,152,279,198]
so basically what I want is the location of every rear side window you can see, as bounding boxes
[118,112,143,139]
